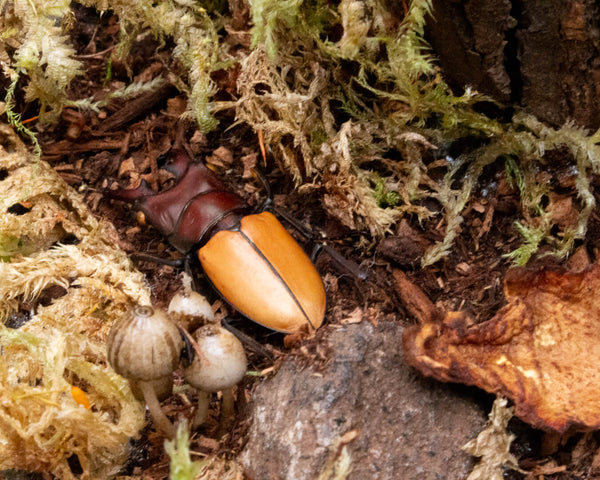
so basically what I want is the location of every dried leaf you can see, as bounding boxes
[462,397,521,480]
[340,307,363,324]
[403,265,600,432]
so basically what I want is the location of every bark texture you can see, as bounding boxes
[427,0,600,129]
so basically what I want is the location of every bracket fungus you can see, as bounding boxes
[107,305,183,439]
[403,264,600,433]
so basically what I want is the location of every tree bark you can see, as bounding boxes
[427,0,600,130]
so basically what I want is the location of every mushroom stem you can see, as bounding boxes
[217,388,236,437]
[192,390,210,429]
[138,380,177,439]
[221,388,235,421]
[129,376,173,402]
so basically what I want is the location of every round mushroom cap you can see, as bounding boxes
[107,305,183,381]
[168,289,215,323]
[183,325,247,392]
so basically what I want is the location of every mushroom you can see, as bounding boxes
[129,375,174,402]
[107,305,183,439]
[183,324,247,428]
[167,277,215,330]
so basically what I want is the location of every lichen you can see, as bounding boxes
[463,397,522,480]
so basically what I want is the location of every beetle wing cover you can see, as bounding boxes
[199,212,326,333]
[403,265,600,433]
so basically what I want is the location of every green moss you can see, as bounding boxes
[310,127,329,149]
[371,173,400,208]
[0,235,23,261]
[2,0,223,133]
[165,422,201,480]
[3,0,598,264]
[250,0,304,60]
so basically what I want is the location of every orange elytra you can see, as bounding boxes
[110,151,327,333]
[198,212,326,333]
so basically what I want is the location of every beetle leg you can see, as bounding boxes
[179,327,196,367]
[130,252,185,268]
[311,243,368,282]
[183,254,207,293]
[250,167,273,203]
[264,201,369,283]
[221,319,276,361]
[250,167,314,239]
[252,165,368,289]
[269,205,315,240]
[269,204,369,282]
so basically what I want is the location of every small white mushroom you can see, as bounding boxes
[183,324,247,428]
[168,288,214,323]
[168,273,215,327]
[107,305,183,439]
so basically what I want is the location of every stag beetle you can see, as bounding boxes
[111,150,326,333]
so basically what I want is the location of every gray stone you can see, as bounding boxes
[239,321,489,480]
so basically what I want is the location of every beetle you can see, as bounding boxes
[111,150,326,334]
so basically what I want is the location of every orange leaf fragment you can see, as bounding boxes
[403,265,600,433]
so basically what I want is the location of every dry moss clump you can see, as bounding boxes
[0,124,148,479]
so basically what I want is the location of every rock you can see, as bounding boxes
[239,321,488,480]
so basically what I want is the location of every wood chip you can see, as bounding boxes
[392,270,438,324]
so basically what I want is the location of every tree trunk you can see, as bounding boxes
[427,0,600,130]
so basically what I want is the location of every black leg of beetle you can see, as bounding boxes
[130,252,185,268]
[179,327,195,367]
[312,243,368,282]
[314,242,367,305]
[221,319,276,361]
[252,167,368,282]
[270,204,369,282]
[182,254,201,292]
[251,168,273,210]
[251,167,313,238]
[270,205,315,240]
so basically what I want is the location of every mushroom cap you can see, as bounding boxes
[168,289,214,323]
[107,305,183,381]
[183,325,247,392]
